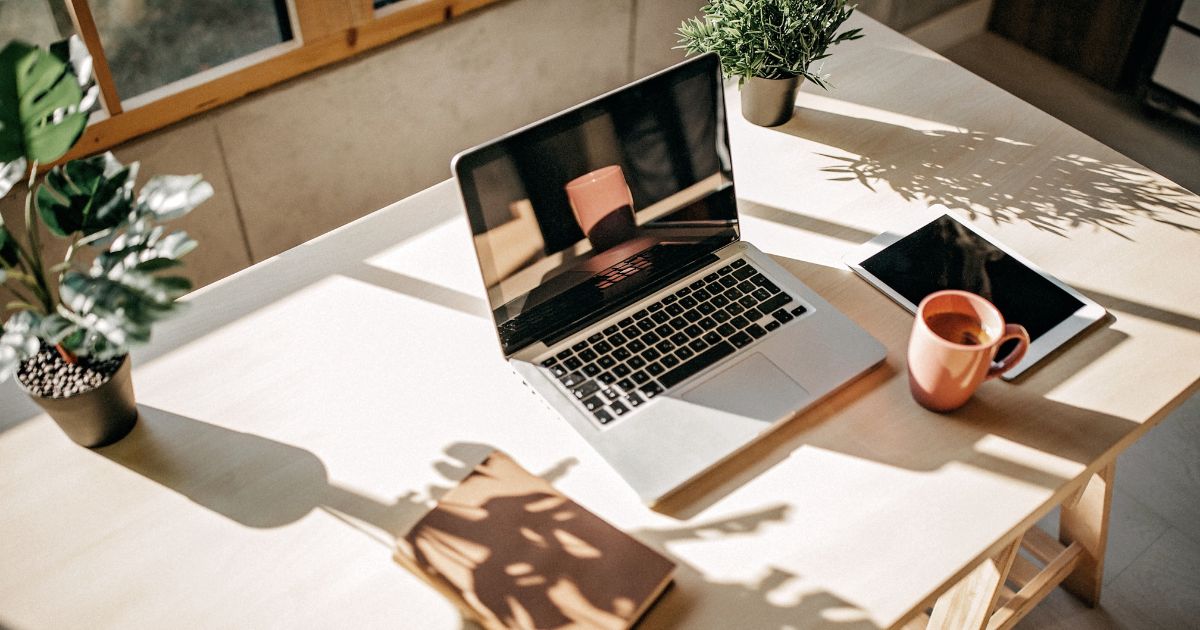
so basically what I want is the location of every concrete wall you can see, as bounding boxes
[4,0,943,290]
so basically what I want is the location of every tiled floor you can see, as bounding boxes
[939,31,1200,630]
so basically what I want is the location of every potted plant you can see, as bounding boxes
[0,37,211,447]
[679,0,863,127]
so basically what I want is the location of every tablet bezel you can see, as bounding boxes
[845,212,1107,380]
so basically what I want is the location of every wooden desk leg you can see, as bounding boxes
[1059,462,1115,606]
[928,539,1022,630]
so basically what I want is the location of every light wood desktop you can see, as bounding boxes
[1,13,1197,630]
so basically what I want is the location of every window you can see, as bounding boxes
[7,0,507,162]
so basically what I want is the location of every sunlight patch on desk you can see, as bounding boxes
[798,93,969,135]
[363,216,485,303]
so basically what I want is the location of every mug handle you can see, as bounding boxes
[986,324,1030,380]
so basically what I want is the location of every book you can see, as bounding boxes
[395,451,675,630]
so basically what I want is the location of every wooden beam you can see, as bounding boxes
[293,0,374,43]
[1059,462,1115,606]
[65,0,122,114]
[987,542,1084,630]
[928,538,1022,630]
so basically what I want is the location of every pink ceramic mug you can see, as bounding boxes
[564,165,637,251]
[907,290,1030,412]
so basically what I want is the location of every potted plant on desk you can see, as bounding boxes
[0,37,212,447]
[679,0,862,127]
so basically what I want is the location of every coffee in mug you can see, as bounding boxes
[907,290,1030,412]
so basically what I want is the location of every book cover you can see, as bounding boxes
[395,451,675,630]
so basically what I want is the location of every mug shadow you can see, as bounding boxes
[657,255,1141,519]
[102,406,880,629]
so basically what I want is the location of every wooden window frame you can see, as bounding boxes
[59,0,506,162]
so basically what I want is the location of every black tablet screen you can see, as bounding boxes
[860,215,1084,341]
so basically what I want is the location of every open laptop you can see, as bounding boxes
[453,53,885,505]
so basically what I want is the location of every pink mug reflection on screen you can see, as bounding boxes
[564,165,637,251]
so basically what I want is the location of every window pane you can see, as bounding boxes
[92,0,294,99]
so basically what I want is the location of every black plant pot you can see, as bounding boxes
[741,75,803,127]
[18,355,138,448]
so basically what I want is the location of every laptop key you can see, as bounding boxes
[631,371,650,384]
[670,332,688,345]
[609,333,627,346]
[738,295,757,309]
[579,349,597,362]
[684,324,702,338]
[655,324,673,337]
[716,323,736,336]
[646,362,664,376]
[766,321,781,331]
[550,364,568,377]
[757,293,793,315]
[680,296,698,309]
[594,409,614,424]
[743,307,762,321]
[652,311,670,324]
[747,324,767,339]
[711,295,730,308]
[562,372,585,387]
[637,319,655,332]
[649,302,664,312]
[725,288,743,300]
[541,357,557,367]
[641,383,664,398]
[663,295,677,305]
[675,347,695,360]
[717,265,734,275]
[731,259,747,268]
[719,276,737,288]
[732,265,755,280]
[698,302,716,314]
[556,349,574,360]
[688,338,708,352]
[644,348,661,361]
[689,279,706,290]
[703,273,719,282]
[730,332,753,348]
[703,331,722,344]
[666,303,684,316]
[699,317,717,330]
[643,332,660,345]
[791,305,808,317]
[737,280,756,294]
[614,347,632,361]
[594,341,613,354]
[669,317,688,330]
[752,288,772,301]
[694,289,711,301]
[656,340,676,353]
[675,287,692,297]
[659,341,735,389]
[602,325,619,335]
[633,309,649,319]
[627,392,644,407]
[629,356,646,369]
[684,309,702,323]
[572,340,589,351]
[574,381,600,399]
[618,317,634,327]
[598,372,616,384]
[627,339,646,353]
[726,303,744,316]
[661,354,680,368]
[582,396,604,411]
[713,310,731,323]
[587,332,604,343]
[583,364,600,376]
[773,309,794,323]
[731,315,750,329]
[616,378,635,392]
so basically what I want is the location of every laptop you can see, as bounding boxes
[452,53,886,505]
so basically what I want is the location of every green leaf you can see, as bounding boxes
[135,175,213,222]
[0,310,41,382]
[0,156,24,199]
[0,39,88,165]
[35,152,136,237]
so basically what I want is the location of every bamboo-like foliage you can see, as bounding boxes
[678,0,863,87]
[0,37,210,381]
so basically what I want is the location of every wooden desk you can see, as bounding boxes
[1,13,1197,630]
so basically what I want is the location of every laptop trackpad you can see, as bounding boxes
[681,353,811,422]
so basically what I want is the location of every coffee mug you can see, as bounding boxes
[564,165,637,252]
[907,290,1030,412]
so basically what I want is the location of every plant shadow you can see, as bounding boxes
[101,406,881,629]
[779,108,1200,240]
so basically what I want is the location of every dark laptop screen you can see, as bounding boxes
[455,54,738,356]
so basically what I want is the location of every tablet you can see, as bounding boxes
[846,213,1107,380]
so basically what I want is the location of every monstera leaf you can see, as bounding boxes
[0,39,88,165]
[135,175,213,222]
[35,152,136,238]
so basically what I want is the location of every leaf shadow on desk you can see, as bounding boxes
[101,407,882,629]
[780,108,1200,240]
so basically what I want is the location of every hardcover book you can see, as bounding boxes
[395,451,675,630]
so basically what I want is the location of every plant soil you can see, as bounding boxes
[17,346,124,400]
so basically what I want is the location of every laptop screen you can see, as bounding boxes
[455,54,738,356]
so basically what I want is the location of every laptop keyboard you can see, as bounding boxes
[538,258,810,425]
